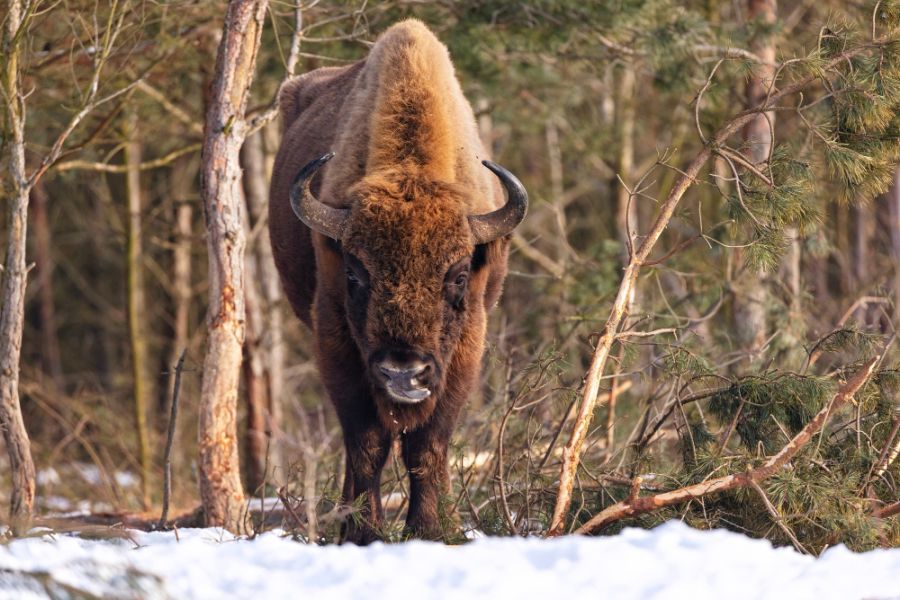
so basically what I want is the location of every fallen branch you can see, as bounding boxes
[573,358,877,535]
[874,500,900,519]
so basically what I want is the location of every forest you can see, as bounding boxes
[2,0,900,568]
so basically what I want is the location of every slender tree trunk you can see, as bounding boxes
[851,203,876,324]
[125,115,153,509]
[0,0,37,533]
[30,181,64,389]
[241,130,284,491]
[615,65,637,266]
[890,167,900,328]
[835,203,853,296]
[164,155,196,419]
[733,0,777,354]
[242,176,270,492]
[608,64,638,452]
[199,0,269,533]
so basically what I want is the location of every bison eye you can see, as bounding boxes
[343,253,369,293]
[444,258,471,308]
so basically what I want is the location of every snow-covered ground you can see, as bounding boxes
[0,521,898,599]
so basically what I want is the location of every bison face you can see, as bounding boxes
[339,189,479,405]
[290,155,527,412]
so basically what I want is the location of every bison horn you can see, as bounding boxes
[289,152,349,241]
[469,160,528,244]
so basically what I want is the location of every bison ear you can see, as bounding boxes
[290,153,350,241]
[468,160,528,244]
[278,76,308,129]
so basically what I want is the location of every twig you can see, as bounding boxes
[805,297,890,371]
[158,349,186,530]
[866,413,900,487]
[749,478,808,554]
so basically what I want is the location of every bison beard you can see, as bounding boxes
[269,20,527,543]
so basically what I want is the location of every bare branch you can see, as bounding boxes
[247,2,303,134]
[135,79,204,136]
[511,232,566,279]
[55,143,201,173]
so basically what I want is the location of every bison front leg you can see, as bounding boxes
[341,423,392,545]
[401,425,455,540]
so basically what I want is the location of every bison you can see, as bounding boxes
[269,19,527,543]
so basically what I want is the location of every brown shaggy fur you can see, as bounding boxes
[269,20,512,543]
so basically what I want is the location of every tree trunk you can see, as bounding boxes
[198,0,269,533]
[615,65,637,266]
[0,0,37,533]
[164,154,196,420]
[241,130,285,491]
[608,64,638,452]
[125,115,153,509]
[851,203,876,325]
[890,167,900,328]
[30,181,64,389]
[733,0,777,354]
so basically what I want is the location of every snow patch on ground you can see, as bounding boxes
[0,522,898,599]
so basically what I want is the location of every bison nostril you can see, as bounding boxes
[415,363,433,383]
[377,360,431,386]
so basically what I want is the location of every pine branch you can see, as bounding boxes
[574,358,878,535]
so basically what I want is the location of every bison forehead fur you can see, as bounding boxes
[268,18,523,543]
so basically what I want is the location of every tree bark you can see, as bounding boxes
[125,114,153,509]
[198,0,269,533]
[0,0,37,534]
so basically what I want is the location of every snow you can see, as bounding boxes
[0,522,898,599]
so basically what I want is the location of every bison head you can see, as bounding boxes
[290,153,526,408]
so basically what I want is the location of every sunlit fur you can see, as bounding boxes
[269,20,512,542]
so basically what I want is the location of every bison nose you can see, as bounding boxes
[378,361,428,381]
[374,355,434,404]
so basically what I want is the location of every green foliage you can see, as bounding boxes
[708,374,834,452]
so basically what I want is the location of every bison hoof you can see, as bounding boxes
[342,522,383,546]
